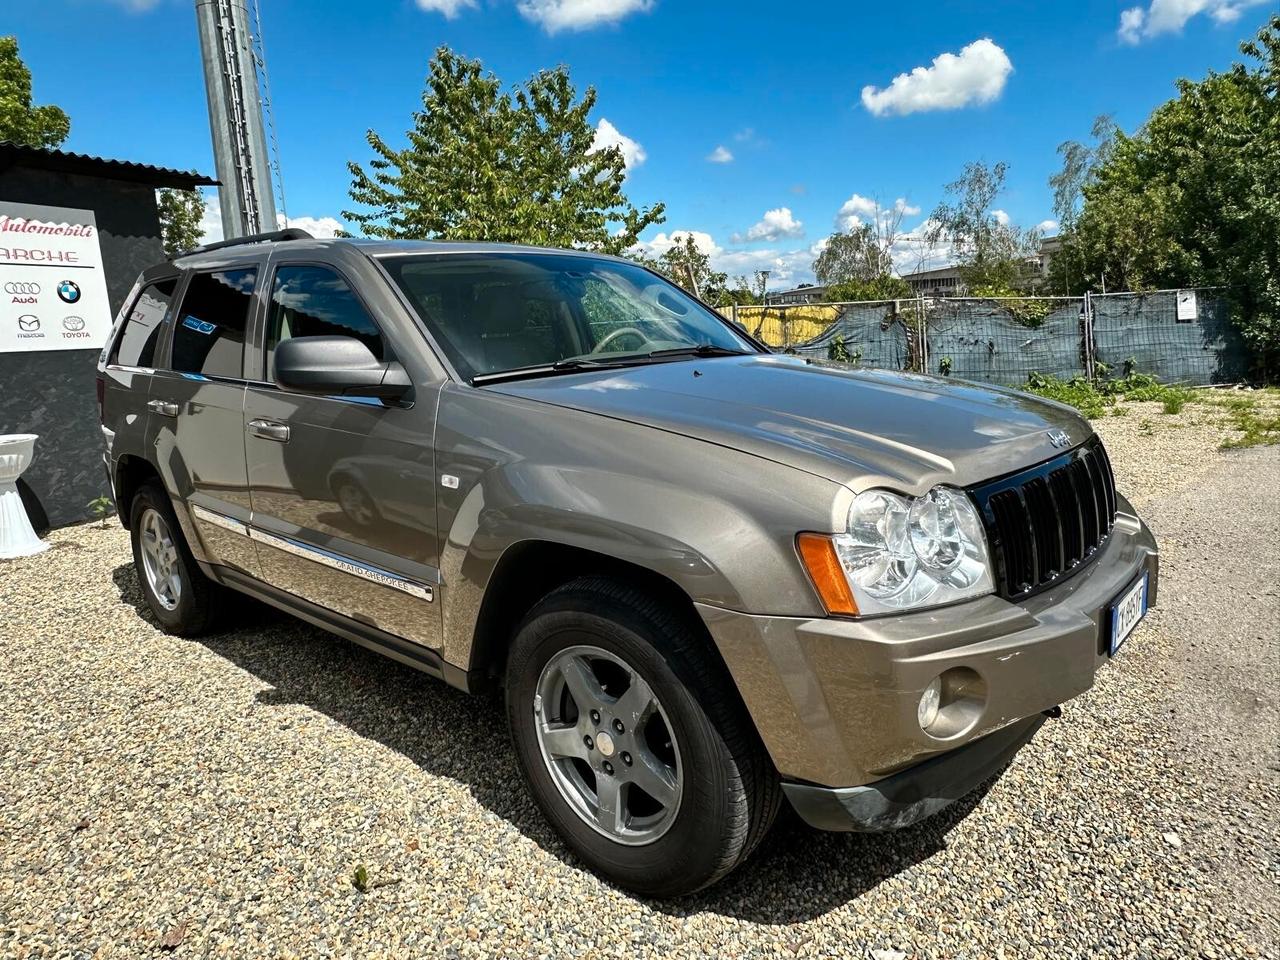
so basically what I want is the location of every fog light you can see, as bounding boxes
[917,677,942,730]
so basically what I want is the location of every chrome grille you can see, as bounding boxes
[969,437,1117,600]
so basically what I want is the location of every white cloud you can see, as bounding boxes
[1036,219,1060,235]
[836,194,879,230]
[517,0,653,33]
[861,38,1013,117]
[733,207,805,244]
[590,119,647,174]
[279,214,345,238]
[107,0,162,10]
[1118,0,1269,43]
[836,194,923,231]
[198,201,223,245]
[733,128,756,143]
[413,0,477,17]
[632,230,722,259]
[706,145,734,164]
[992,209,1011,226]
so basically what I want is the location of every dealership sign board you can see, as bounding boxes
[0,201,114,353]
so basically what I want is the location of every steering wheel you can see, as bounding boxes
[591,326,651,354]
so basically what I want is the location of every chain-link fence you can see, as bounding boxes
[730,288,1252,386]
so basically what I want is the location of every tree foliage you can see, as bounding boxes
[826,274,913,303]
[345,47,664,255]
[929,161,1040,291]
[645,234,729,302]
[0,36,70,149]
[156,188,207,257]
[1063,16,1280,358]
[813,224,893,286]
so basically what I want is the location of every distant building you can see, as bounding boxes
[902,265,965,297]
[765,283,827,305]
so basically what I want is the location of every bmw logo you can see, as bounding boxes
[57,280,81,304]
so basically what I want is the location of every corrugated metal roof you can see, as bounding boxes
[0,141,218,189]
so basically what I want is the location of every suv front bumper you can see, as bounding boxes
[696,493,1158,830]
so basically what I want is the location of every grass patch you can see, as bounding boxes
[1221,407,1280,449]
[1023,371,1199,420]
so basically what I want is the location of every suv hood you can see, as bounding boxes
[487,354,1089,493]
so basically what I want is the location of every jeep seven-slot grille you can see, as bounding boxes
[968,437,1117,600]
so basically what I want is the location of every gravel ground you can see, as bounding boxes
[2,399,1277,959]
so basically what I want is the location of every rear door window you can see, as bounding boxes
[110,277,177,368]
[170,267,258,379]
[264,265,387,380]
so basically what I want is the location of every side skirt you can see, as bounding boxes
[208,563,475,693]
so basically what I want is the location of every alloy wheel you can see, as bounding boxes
[138,507,182,611]
[533,644,683,845]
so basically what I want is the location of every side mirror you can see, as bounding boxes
[273,336,412,402]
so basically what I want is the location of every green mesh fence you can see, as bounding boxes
[734,288,1251,386]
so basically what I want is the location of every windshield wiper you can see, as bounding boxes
[471,356,633,386]
[644,344,753,360]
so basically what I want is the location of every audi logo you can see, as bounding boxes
[4,282,40,295]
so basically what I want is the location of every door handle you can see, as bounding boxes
[247,419,290,443]
[147,399,179,418]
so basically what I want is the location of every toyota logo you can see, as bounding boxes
[4,282,39,295]
[62,316,85,331]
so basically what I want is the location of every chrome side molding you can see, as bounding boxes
[189,504,434,602]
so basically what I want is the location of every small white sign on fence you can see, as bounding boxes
[1176,289,1198,322]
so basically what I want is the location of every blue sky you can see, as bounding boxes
[9,0,1274,288]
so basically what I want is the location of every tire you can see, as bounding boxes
[505,576,781,897]
[129,482,220,636]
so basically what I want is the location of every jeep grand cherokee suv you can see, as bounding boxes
[98,230,1158,897]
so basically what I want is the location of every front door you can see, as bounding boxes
[149,265,260,576]
[242,262,442,649]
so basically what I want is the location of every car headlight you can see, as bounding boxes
[800,486,993,616]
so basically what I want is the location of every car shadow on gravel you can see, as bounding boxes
[113,563,998,923]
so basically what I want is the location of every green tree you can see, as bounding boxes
[1045,116,1119,294]
[345,47,664,255]
[0,36,70,149]
[654,234,728,302]
[1069,15,1280,359]
[813,224,893,286]
[928,161,1040,291]
[826,274,913,303]
[156,188,207,257]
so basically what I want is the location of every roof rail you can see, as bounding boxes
[176,227,314,259]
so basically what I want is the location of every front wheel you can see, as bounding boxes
[506,577,780,897]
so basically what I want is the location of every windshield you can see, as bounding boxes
[380,252,757,381]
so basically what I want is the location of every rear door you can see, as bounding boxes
[242,255,442,649]
[148,262,262,576]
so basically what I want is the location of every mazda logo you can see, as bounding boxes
[4,282,39,295]
[17,315,40,332]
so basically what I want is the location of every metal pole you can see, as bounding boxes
[1082,291,1095,381]
[196,0,278,239]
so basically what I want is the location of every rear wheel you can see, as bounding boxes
[506,577,780,897]
[129,483,220,636]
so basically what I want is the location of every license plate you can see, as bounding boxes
[1109,572,1148,656]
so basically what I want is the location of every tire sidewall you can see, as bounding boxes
[507,604,736,896]
[129,485,203,633]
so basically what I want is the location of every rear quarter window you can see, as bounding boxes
[109,278,177,368]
